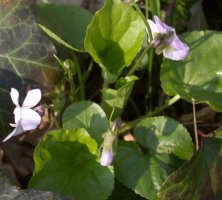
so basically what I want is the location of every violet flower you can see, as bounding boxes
[100,148,114,166]
[3,88,42,142]
[147,15,189,60]
[100,119,121,166]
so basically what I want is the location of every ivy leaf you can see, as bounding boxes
[161,31,222,111]
[114,116,193,200]
[101,75,138,119]
[85,0,145,75]
[0,0,59,134]
[0,0,58,88]
[36,3,93,51]
[29,129,114,200]
[62,101,109,144]
[159,133,222,200]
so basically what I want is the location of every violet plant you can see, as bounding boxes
[1,0,222,200]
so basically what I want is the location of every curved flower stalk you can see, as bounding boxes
[147,15,189,60]
[3,88,42,142]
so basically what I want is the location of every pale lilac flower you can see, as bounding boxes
[100,149,114,166]
[100,119,121,166]
[147,15,189,60]
[3,88,41,142]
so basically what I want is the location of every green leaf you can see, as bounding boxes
[0,169,71,200]
[0,0,59,134]
[161,31,222,111]
[62,101,109,144]
[115,116,193,200]
[135,116,193,160]
[101,75,138,119]
[0,0,58,88]
[159,134,222,200]
[85,0,145,75]
[29,129,114,200]
[36,3,93,51]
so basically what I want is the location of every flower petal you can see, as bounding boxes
[22,89,41,108]
[163,32,189,60]
[100,149,113,166]
[147,19,159,40]
[9,123,17,127]
[154,15,174,35]
[21,108,41,131]
[13,107,21,124]
[2,123,24,142]
[10,88,20,107]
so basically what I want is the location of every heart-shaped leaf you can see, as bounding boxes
[85,0,145,75]
[62,101,109,144]
[0,0,59,134]
[29,128,114,200]
[114,116,193,200]
[159,133,222,200]
[161,31,222,111]
[36,3,93,51]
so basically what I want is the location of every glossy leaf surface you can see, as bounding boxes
[85,0,145,75]
[161,31,222,111]
[62,101,109,144]
[36,3,93,51]
[29,129,114,200]
[115,116,193,200]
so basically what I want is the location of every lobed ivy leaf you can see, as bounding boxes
[36,3,93,51]
[161,31,222,111]
[114,116,193,200]
[101,75,138,119]
[159,133,222,200]
[29,128,114,200]
[62,101,109,144]
[85,0,145,75]
[0,0,59,88]
[0,0,59,134]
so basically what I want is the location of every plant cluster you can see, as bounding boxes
[1,0,222,199]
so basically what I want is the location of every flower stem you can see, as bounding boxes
[132,1,153,41]
[71,51,85,100]
[118,95,181,134]
[127,43,152,76]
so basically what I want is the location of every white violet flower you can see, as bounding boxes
[3,88,42,142]
[147,15,189,60]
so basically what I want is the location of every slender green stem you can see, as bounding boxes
[132,1,153,41]
[83,59,93,83]
[127,43,151,76]
[145,0,149,19]
[54,54,77,101]
[71,51,85,100]
[146,48,154,112]
[118,95,181,134]
[67,70,76,101]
